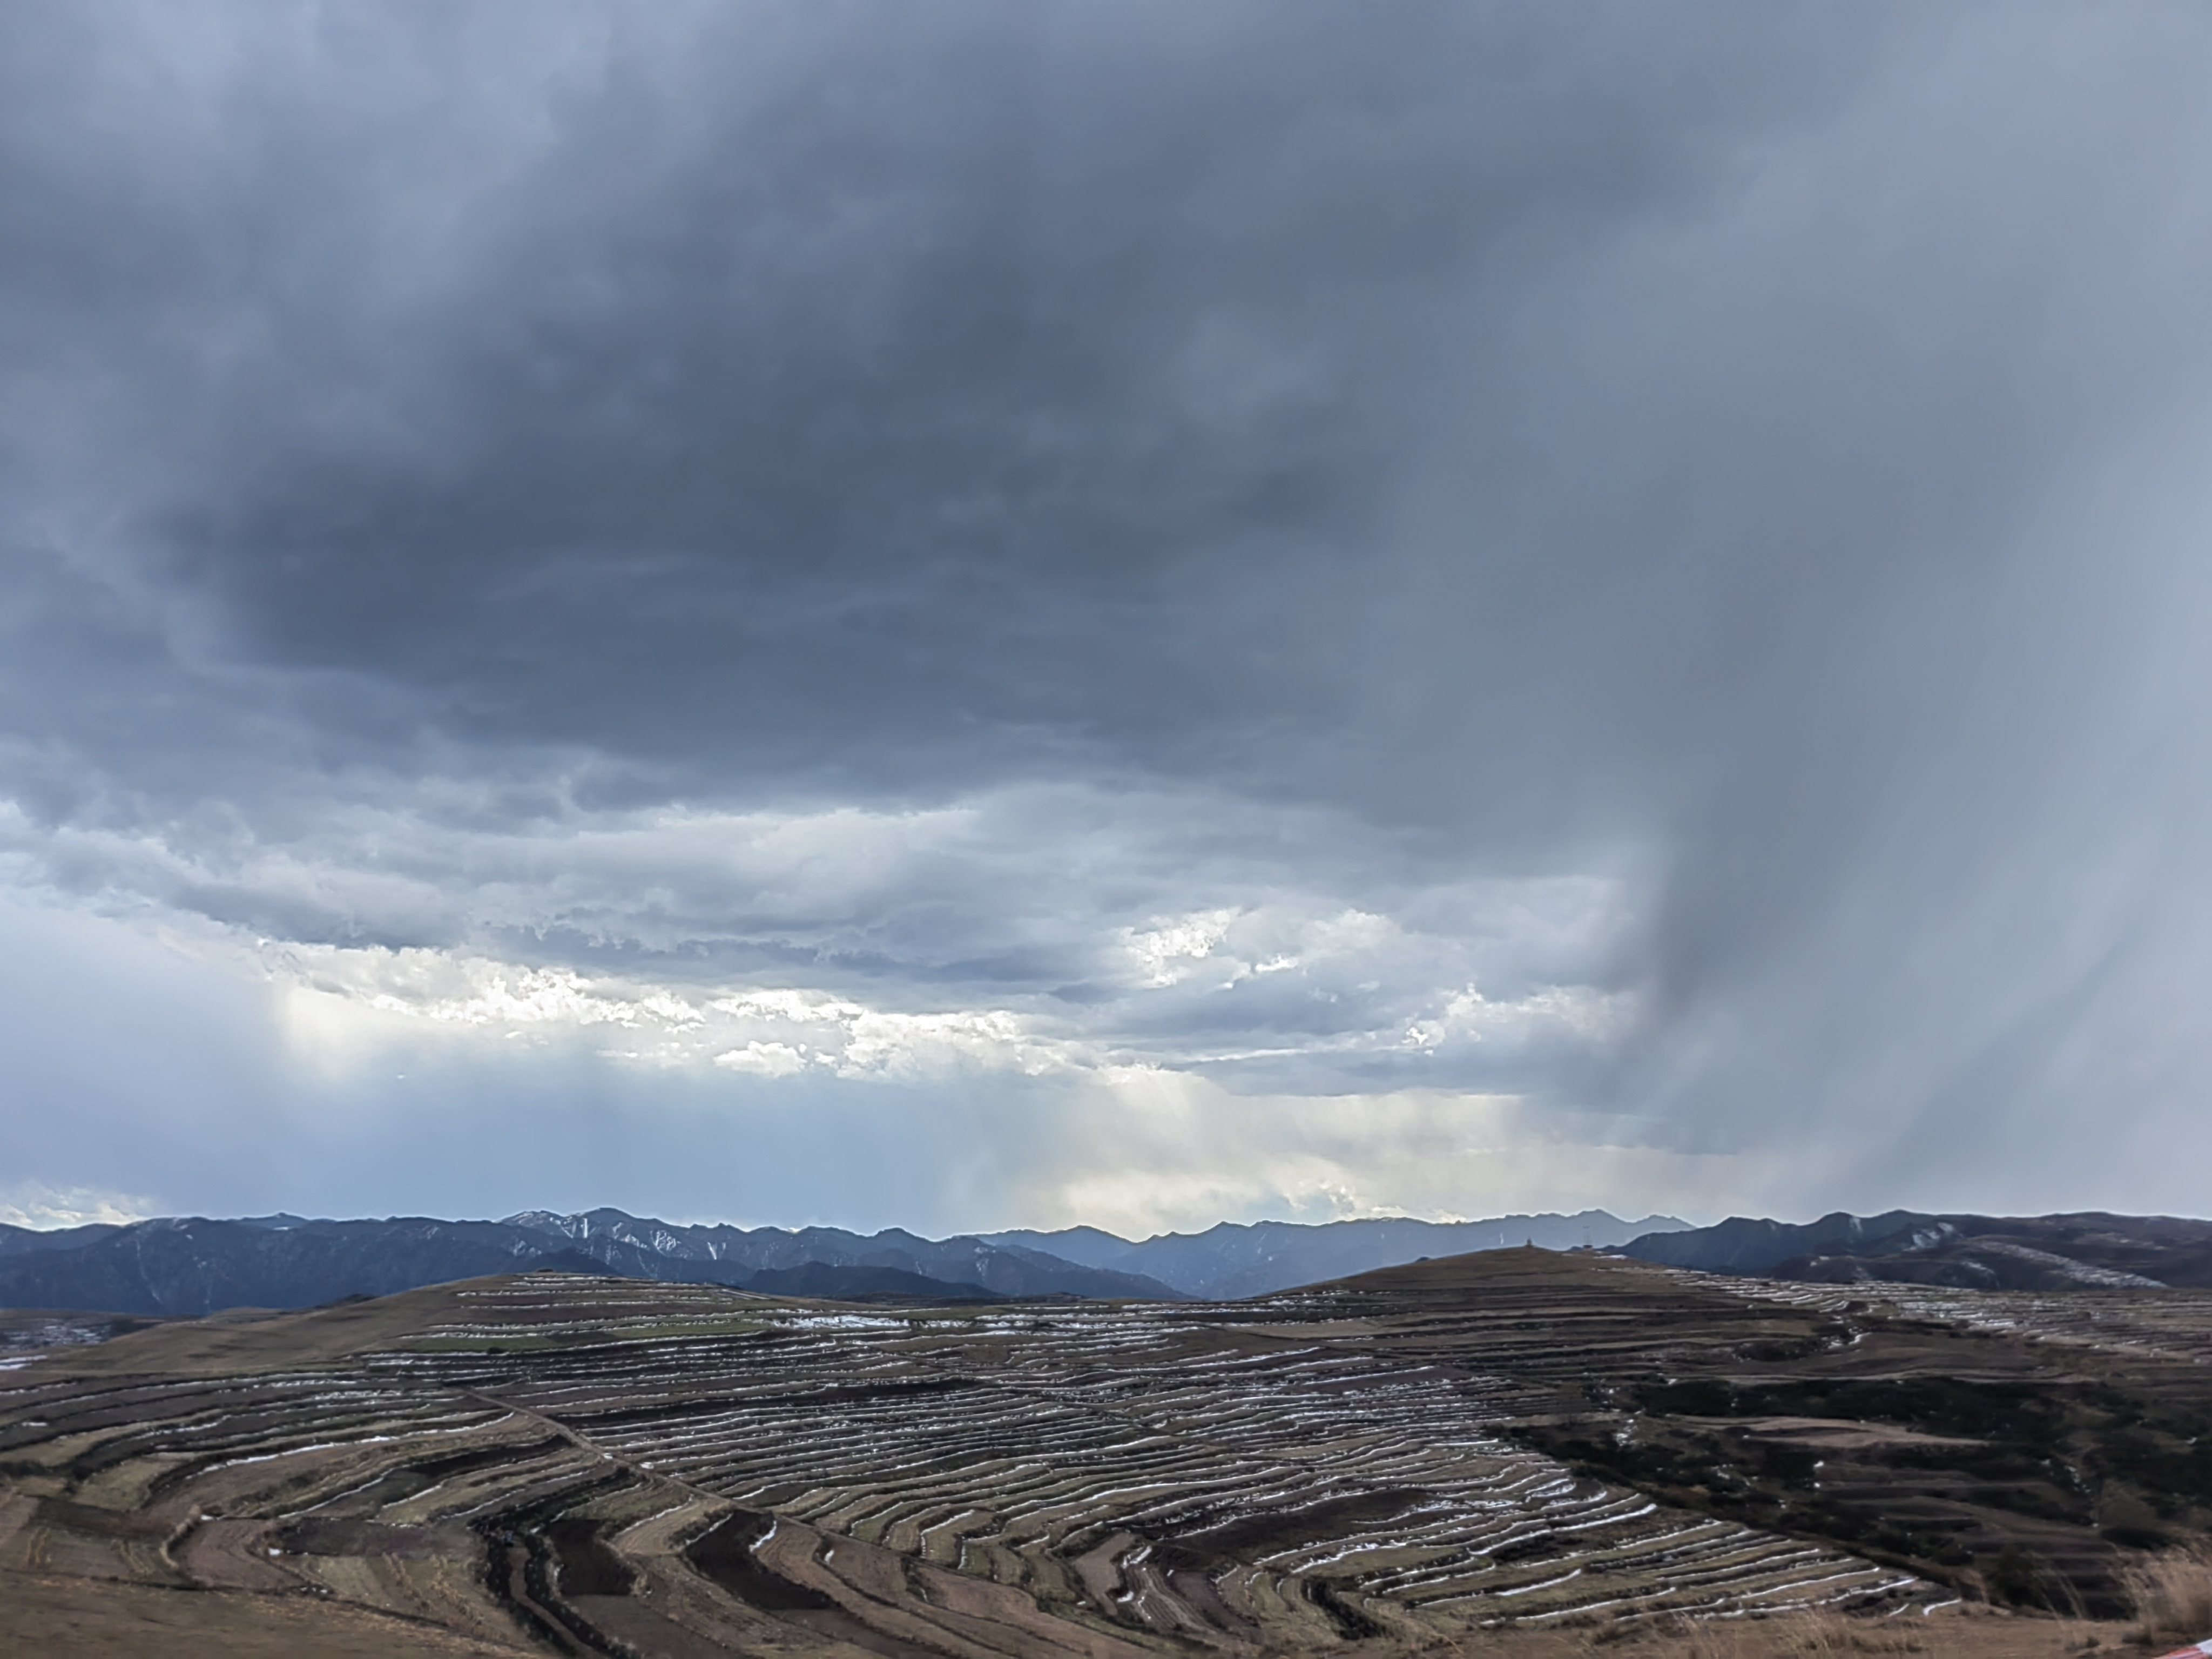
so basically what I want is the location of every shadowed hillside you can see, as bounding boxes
[1626,1210,2212,1291]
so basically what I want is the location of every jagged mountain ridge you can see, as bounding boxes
[0,1206,1697,1316]
[497,1209,1179,1301]
[0,1217,569,1317]
[0,1212,1176,1317]
[1622,1210,2212,1290]
[982,1209,1689,1299]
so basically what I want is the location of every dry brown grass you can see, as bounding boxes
[2128,1546,2212,1647]
[1554,1610,1942,1657]
[1374,1605,2127,1658]
[1660,1613,1917,1657]
[0,1571,538,1658]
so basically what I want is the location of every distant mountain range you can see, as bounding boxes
[983,1211,1689,1300]
[498,1208,1183,1300]
[1621,1210,2212,1290]
[9,1203,2202,1314]
[0,1212,1176,1316]
[0,1206,1684,1317]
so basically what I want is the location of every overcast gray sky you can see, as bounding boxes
[4,1,2211,1235]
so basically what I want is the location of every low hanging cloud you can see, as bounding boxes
[240,785,1632,1095]
[4,2,2212,1229]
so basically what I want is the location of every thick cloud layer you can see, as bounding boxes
[4,2,2211,1231]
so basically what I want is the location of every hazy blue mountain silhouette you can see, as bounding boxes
[0,1211,1175,1317]
[1622,1210,2212,1290]
[983,1210,1689,1299]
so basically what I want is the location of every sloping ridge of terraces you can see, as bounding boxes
[0,1259,1939,1655]
[1275,1249,2212,1620]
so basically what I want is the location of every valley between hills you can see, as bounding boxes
[10,1244,2212,1656]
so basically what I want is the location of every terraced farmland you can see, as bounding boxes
[2,1251,2202,1655]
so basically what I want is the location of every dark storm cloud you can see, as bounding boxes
[3,2,1888,785]
[5,1,2212,1223]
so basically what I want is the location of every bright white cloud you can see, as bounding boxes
[713,1041,810,1077]
[248,858,1634,1090]
[1403,984,1634,1052]
[1124,909,1241,986]
[0,1181,159,1230]
[0,778,1640,1090]
[0,768,1665,1224]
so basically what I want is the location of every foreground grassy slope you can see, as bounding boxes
[2,1253,2207,1655]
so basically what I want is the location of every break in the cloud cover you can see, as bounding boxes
[4,2,2212,1237]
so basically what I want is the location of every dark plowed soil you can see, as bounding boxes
[1158,1488,1432,1564]
[545,1516,635,1596]
[683,1508,835,1610]
[35,1496,172,1539]
[1304,1575,1387,1638]
[277,1516,477,1558]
